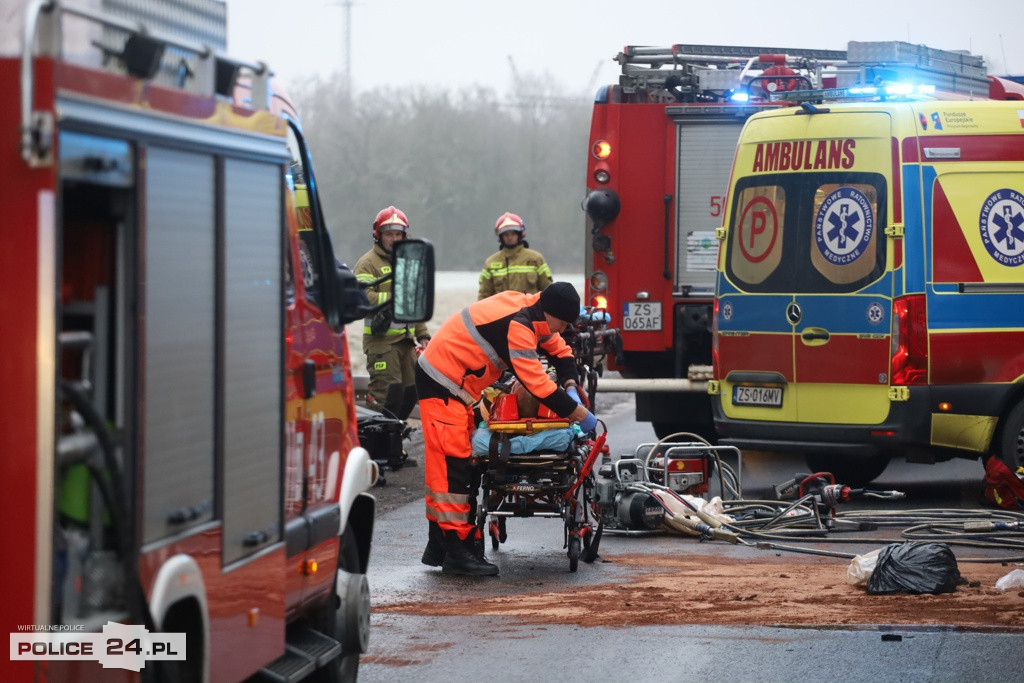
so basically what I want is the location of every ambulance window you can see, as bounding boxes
[285,124,323,307]
[808,182,882,286]
[727,172,886,293]
[727,184,786,286]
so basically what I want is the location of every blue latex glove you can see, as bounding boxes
[566,387,582,405]
[579,410,597,433]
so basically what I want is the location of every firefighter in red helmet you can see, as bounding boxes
[416,282,596,576]
[354,206,430,417]
[477,212,553,300]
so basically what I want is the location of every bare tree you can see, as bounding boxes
[292,73,592,273]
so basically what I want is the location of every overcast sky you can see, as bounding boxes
[228,0,1024,95]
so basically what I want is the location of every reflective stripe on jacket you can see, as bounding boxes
[477,243,553,300]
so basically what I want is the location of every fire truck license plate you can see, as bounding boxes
[732,385,782,407]
[623,302,661,331]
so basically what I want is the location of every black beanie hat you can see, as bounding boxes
[539,282,581,323]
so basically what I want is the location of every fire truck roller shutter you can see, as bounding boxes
[221,158,283,565]
[143,147,217,544]
[673,120,743,296]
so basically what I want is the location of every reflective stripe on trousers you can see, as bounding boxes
[419,396,478,540]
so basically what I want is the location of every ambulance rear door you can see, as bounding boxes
[719,109,895,426]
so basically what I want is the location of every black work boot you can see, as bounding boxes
[441,531,498,576]
[421,521,445,567]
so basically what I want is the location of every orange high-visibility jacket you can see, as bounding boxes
[417,291,578,417]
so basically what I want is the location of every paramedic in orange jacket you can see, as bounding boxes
[415,282,597,576]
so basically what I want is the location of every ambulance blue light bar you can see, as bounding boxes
[769,83,936,103]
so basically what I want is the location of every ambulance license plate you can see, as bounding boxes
[733,385,782,407]
[623,302,662,331]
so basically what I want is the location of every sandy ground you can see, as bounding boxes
[378,552,1024,629]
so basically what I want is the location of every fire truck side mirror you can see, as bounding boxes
[391,238,435,323]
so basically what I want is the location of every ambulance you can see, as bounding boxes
[712,94,1024,483]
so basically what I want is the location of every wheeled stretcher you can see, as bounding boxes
[470,392,608,572]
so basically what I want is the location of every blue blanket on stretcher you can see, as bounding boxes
[471,422,575,455]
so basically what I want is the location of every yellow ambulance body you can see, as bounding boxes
[712,99,1024,482]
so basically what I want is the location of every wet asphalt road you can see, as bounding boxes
[359,399,1024,682]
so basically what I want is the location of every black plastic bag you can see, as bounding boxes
[866,542,961,595]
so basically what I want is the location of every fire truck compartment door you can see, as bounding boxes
[220,158,283,565]
[674,119,743,297]
[141,148,284,559]
[142,146,218,544]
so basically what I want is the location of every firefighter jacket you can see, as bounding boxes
[354,244,428,344]
[477,242,553,300]
[417,290,578,418]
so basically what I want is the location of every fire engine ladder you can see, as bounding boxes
[615,44,849,94]
[617,44,849,68]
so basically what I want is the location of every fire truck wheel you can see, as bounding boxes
[804,452,889,487]
[312,529,367,683]
[998,401,1024,471]
[142,599,203,683]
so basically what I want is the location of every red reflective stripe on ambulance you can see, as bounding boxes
[930,330,1024,384]
[717,333,793,381]
[932,182,985,283]
[795,335,891,384]
[902,137,920,163]
[918,135,1024,162]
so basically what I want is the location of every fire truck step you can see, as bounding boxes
[257,625,341,682]
[288,624,342,666]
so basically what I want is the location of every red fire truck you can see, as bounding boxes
[582,43,847,440]
[1,2,432,681]
[582,41,1019,441]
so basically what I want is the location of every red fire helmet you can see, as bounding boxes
[373,206,409,240]
[494,211,525,238]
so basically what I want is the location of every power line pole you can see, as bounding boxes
[333,0,355,98]
[343,0,353,96]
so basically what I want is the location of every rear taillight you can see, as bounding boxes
[890,294,927,385]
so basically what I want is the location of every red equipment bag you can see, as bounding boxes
[981,456,1024,510]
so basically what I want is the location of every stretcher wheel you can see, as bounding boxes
[488,518,507,550]
[568,536,581,572]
